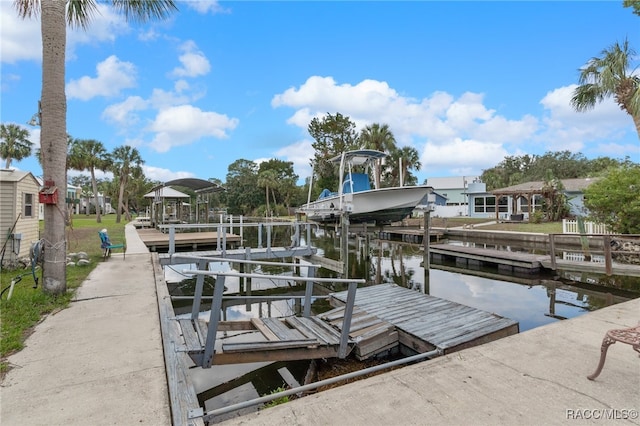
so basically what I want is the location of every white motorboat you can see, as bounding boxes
[297,149,433,224]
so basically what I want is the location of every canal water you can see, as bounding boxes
[163,225,640,420]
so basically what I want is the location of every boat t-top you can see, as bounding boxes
[297,149,433,225]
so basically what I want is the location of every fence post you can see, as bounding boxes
[549,234,556,270]
[603,235,613,276]
[169,226,176,255]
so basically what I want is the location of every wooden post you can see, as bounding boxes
[603,235,612,276]
[423,209,430,294]
[549,234,557,270]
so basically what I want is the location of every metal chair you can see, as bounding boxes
[587,324,640,380]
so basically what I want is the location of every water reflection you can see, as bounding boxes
[311,232,640,333]
[165,226,640,419]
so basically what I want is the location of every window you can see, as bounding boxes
[474,196,496,213]
[24,193,34,217]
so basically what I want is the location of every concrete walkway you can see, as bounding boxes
[1,224,170,425]
[221,298,640,425]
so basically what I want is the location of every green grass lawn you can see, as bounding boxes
[430,217,563,234]
[0,214,127,377]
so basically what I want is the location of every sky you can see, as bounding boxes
[1,1,639,187]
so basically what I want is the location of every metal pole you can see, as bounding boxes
[202,348,442,422]
[303,266,315,317]
[423,209,430,294]
[169,226,175,255]
[341,212,349,277]
[338,281,357,358]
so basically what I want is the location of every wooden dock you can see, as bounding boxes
[331,284,519,354]
[378,228,444,244]
[137,228,241,252]
[429,243,640,277]
[430,243,549,274]
[175,283,519,366]
[159,246,317,266]
[177,302,395,365]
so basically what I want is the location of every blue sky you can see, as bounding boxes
[1,1,639,186]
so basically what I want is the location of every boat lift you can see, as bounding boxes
[170,255,365,368]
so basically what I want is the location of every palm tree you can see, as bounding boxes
[257,170,278,217]
[68,139,109,223]
[571,38,640,138]
[0,123,33,168]
[110,145,144,223]
[385,146,422,186]
[14,0,177,295]
[359,123,397,188]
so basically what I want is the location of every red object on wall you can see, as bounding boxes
[39,180,59,205]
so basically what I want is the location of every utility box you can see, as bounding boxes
[11,233,21,255]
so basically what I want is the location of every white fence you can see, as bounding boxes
[562,219,611,235]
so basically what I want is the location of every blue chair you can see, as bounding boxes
[98,230,126,261]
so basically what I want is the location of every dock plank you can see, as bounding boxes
[332,284,519,354]
[177,319,201,353]
[261,317,308,341]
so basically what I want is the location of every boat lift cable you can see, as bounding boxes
[200,348,443,422]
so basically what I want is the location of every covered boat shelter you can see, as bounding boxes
[146,178,225,227]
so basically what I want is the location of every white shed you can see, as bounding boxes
[0,169,41,263]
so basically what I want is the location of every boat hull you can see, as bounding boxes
[298,186,431,225]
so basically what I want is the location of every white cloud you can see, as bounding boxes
[421,138,508,175]
[169,40,210,78]
[539,85,634,152]
[147,105,239,152]
[143,165,195,182]
[102,96,149,126]
[67,55,137,100]
[272,76,541,173]
[0,2,41,63]
[1,3,130,64]
[274,139,315,180]
[185,1,231,15]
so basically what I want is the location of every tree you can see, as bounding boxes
[308,113,360,195]
[583,164,640,234]
[624,0,640,16]
[0,123,33,168]
[384,146,422,187]
[480,151,627,190]
[571,38,640,138]
[225,159,262,214]
[257,169,278,217]
[258,159,299,212]
[68,139,109,223]
[359,123,397,187]
[110,145,144,223]
[14,0,177,295]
